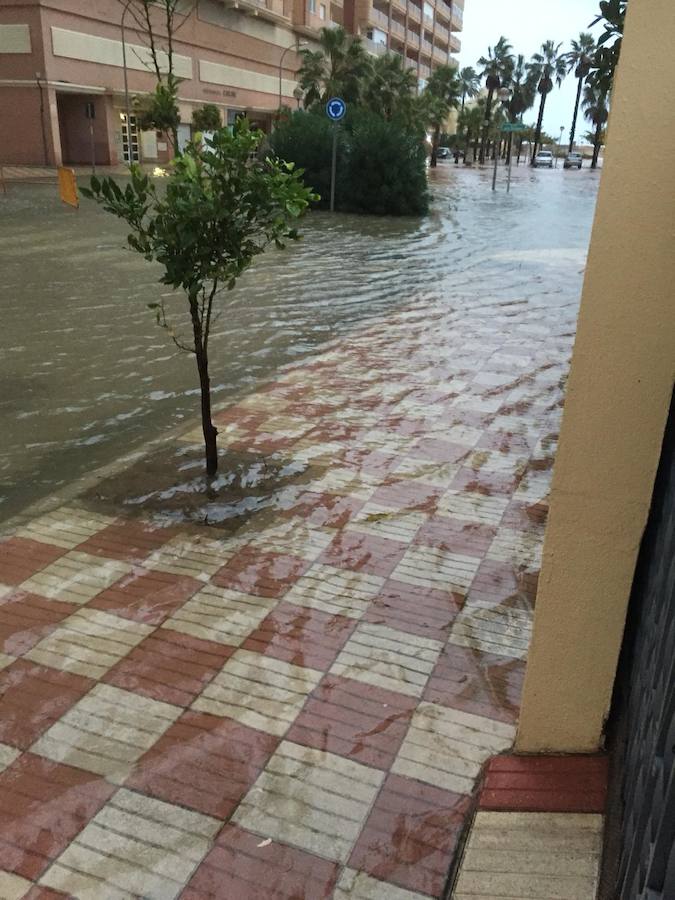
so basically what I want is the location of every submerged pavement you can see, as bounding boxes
[0,167,596,898]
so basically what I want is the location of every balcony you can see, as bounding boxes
[423,13,433,27]
[450,33,461,52]
[236,0,291,21]
[435,21,449,43]
[364,37,388,55]
[433,44,447,62]
[421,38,433,56]
[407,3,421,22]
[406,29,420,46]
[390,19,405,37]
[369,6,389,28]
[451,7,462,29]
[419,64,431,79]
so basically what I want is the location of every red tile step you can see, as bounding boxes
[479,753,608,813]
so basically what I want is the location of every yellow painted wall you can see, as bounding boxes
[516,0,675,753]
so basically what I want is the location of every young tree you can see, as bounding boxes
[423,65,461,167]
[82,123,316,477]
[458,66,480,114]
[192,104,222,132]
[298,27,371,108]
[477,36,514,163]
[123,0,195,150]
[363,53,418,124]
[582,84,609,168]
[589,0,627,94]
[527,40,567,163]
[563,33,596,152]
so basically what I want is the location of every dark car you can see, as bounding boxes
[436,147,450,160]
[564,152,583,169]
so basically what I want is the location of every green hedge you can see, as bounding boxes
[270,109,429,216]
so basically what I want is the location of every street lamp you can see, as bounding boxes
[293,86,304,109]
[555,125,565,167]
[120,0,135,162]
[278,41,307,114]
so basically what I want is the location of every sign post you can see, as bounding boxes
[85,101,96,175]
[501,123,526,193]
[325,97,346,212]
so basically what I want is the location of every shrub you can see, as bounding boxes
[343,113,429,216]
[269,110,345,209]
[192,104,222,132]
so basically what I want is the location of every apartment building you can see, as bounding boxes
[0,0,463,167]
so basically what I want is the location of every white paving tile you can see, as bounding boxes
[487,527,543,569]
[192,648,322,736]
[232,741,383,862]
[19,551,132,605]
[40,788,220,900]
[345,503,427,543]
[14,506,116,549]
[31,684,181,783]
[335,868,429,900]
[331,622,442,697]
[391,544,481,593]
[25,608,153,679]
[0,743,21,774]
[0,870,32,900]
[283,564,384,619]
[243,517,334,561]
[162,583,276,646]
[392,703,515,795]
[437,490,509,526]
[448,604,533,660]
[144,533,238,580]
[453,811,603,899]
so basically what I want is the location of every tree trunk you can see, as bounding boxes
[517,136,523,165]
[531,93,547,165]
[196,346,218,477]
[569,76,583,152]
[472,136,478,161]
[430,123,440,167]
[464,129,471,161]
[591,119,602,169]
[479,87,494,164]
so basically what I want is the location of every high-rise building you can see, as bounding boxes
[0,0,463,167]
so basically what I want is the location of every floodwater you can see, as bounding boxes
[0,164,599,523]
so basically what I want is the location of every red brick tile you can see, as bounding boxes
[476,430,535,454]
[349,773,470,897]
[443,409,494,430]
[0,538,64,586]
[125,711,278,819]
[451,467,521,497]
[380,416,427,437]
[466,559,538,609]
[424,643,525,725]
[410,439,472,465]
[0,660,94,749]
[480,754,608,813]
[287,674,416,769]
[0,753,114,880]
[212,548,309,599]
[370,481,444,514]
[282,492,365,529]
[414,516,497,556]
[0,592,76,656]
[182,823,339,899]
[364,579,461,642]
[23,888,70,900]
[104,630,233,707]
[242,601,355,670]
[501,498,549,530]
[75,519,176,563]
[340,448,402,476]
[318,531,408,579]
[88,568,201,625]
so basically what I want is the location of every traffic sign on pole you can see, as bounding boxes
[325,97,346,122]
[502,123,526,133]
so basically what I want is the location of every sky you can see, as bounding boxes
[457,0,602,143]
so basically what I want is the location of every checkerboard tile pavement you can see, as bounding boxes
[0,299,571,898]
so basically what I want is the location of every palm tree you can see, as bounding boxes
[503,54,537,161]
[477,36,514,163]
[527,40,567,164]
[458,102,484,163]
[423,65,461,166]
[582,83,609,168]
[563,32,595,152]
[298,26,372,108]
[458,66,480,114]
[364,53,418,123]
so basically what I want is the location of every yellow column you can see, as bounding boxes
[516,0,675,753]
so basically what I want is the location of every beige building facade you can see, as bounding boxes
[0,0,463,167]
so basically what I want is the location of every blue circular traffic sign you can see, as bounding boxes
[326,97,346,121]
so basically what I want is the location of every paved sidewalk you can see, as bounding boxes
[0,296,568,899]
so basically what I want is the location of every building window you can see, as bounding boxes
[319,3,326,18]
[423,2,433,17]
[308,0,316,13]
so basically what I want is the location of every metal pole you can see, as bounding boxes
[89,119,96,175]
[330,124,337,212]
[278,42,303,116]
[555,126,564,167]
[491,135,499,191]
[507,139,513,192]
[121,0,133,163]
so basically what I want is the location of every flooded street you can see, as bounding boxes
[0,164,598,523]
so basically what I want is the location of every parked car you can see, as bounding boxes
[533,150,554,168]
[436,147,450,160]
[564,151,583,169]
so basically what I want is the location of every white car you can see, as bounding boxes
[533,150,554,168]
